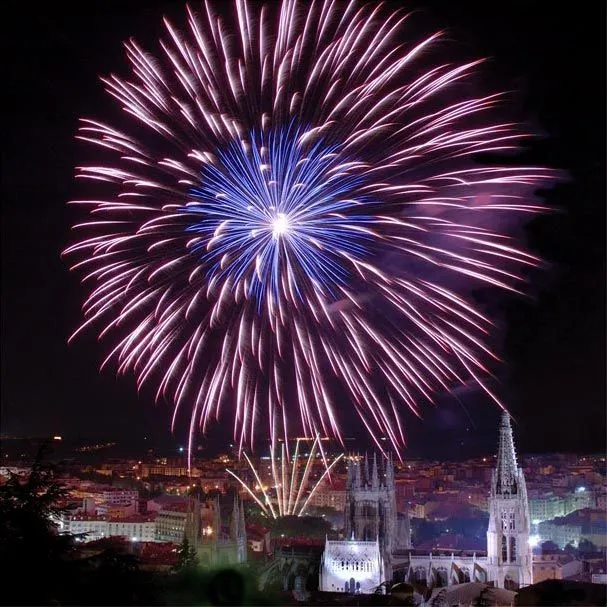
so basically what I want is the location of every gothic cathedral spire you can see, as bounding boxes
[495,410,519,495]
[371,453,379,489]
[487,411,533,589]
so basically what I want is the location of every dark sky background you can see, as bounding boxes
[2,1,605,458]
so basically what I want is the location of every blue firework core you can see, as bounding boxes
[186,123,374,303]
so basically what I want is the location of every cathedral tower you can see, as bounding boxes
[321,453,411,593]
[344,453,410,583]
[486,412,533,589]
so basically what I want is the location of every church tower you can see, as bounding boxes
[486,412,533,589]
[344,453,410,583]
[321,453,411,593]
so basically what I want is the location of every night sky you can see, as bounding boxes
[2,1,605,457]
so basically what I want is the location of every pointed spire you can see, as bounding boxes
[230,494,239,540]
[385,453,394,488]
[364,452,370,486]
[347,455,354,488]
[213,495,221,539]
[372,453,379,489]
[239,497,246,539]
[495,411,519,495]
[355,454,361,488]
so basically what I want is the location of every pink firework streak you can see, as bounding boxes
[64,0,554,459]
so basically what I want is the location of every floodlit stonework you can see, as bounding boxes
[405,412,533,591]
[320,412,533,594]
[320,453,410,593]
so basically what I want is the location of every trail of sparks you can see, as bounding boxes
[65,0,554,458]
[226,436,344,518]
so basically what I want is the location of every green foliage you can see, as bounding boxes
[0,445,160,605]
[578,538,598,552]
[169,563,288,606]
[0,445,79,604]
[176,535,199,571]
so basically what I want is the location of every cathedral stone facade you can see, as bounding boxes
[485,412,533,588]
[320,411,532,594]
[405,411,533,591]
[185,495,247,567]
[319,453,411,593]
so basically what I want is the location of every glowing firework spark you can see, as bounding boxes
[227,436,344,518]
[65,0,554,456]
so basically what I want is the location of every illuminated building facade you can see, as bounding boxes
[485,411,533,589]
[67,515,156,543]
[187,496,248,567]
[319,453,411,593]
[405,411,533,590]
[319,538,385,593]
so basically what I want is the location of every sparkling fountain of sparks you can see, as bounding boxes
[64,0,556,460]
[227,436,344,518]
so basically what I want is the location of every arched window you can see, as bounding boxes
[504,574,518,590]
[510,536,517,562]
[458,567,471,583]
[502,534,508,562]
[436,567,448,587]
[414,567,427,584]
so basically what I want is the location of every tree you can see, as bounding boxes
[177,535,199,570]
[578,538,598,553]
[0,445,160,606]
[0,445,79,605]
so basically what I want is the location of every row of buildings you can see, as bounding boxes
[306,457,603,523]
[61,494,249,568]
[319,412,604,595]
[537,508,607,549]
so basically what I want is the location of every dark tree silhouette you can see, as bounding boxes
[0,446,161,606]
[176,535,199,571]
[0,445,79,605]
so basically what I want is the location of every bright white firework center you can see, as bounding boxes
[271,212,290,238]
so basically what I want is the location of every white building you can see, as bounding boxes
[537,520,582,548]
[67,515,156,543]
[484,412,533,589]
[529,493,566,522]
[405,411,533,591]
[319,454,410,594]
[529,488,595,524]
[102,489,139,510]
[307,484,347,511]
[319,538,385,594]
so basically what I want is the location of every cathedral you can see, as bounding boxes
[405,412,532,590]
[319,453,411,593]
[185,495,248,567]
[485,411,533,588]
[319,411,533,594]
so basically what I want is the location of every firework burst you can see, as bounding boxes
[65,0,553,456]
[227,436,344,518]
